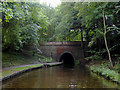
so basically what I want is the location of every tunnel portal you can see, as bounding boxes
[38,42,85,63]
[59,52,74,65]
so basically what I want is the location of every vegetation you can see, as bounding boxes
[89,63,120,84]
[2,51,52,67]
[2,2,120,57]
[37,54,52,63]
[1,1,120,84]
[2,64,44,78]
[2,52,30,67]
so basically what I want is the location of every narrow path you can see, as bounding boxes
[3,62,62,71]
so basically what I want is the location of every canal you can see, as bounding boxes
[2,65,120,88]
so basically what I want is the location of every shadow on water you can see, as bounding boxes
[62,64,74,68]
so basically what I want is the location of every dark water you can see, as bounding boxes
[2,65,120,88]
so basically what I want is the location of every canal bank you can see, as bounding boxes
[2,64,120,88]
[1,62,62,81]
[85,60,120,84]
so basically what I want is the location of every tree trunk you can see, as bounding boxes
[102,8,114,68]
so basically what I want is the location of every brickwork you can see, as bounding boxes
[39,41,84,62]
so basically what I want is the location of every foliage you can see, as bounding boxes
[2,2,54,51]
[2,2,120,52]
[2,1,120,68]
[2,51,52,67]
[37,54,52,63]
[114,62,120,73]
[2,52,35,67]
[90,64,120,83]
[74,2,120,59]
[85,55,102,61]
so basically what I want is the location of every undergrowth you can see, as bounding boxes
[85,52,120,84]
[90,65,120,84]
[36,54,52,63]
[2,52,31,67]
[2,51,52,68]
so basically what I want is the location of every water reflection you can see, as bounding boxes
[2,65,120,88]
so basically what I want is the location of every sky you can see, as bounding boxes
[39,0,61,7]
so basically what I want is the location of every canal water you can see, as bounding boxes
[2,65,120,88]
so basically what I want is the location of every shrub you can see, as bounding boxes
[85,55,102,61]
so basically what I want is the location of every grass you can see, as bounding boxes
[2,51,56,79]
[13,64,44,70]
[2,64,44,77]
[2,51,52,68]
[2,52,36,67]
[1,51,54,79]
[12,64,44,71]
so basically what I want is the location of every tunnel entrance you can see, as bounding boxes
[59,52,74,65]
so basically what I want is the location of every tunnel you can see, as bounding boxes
[59,52,74,65]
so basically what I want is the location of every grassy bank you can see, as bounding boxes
[85,60,120,84]
[2,50,53,68]
[2,50,62,81]
[2,64,44,79]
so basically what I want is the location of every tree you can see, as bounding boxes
[2,2,51,51]
[102,8,113,68]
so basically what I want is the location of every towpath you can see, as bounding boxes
[1,62,62,81]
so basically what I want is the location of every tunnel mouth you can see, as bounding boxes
[59,52,74,66]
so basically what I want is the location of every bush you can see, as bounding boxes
[114,63,120,73]
[90,65,120,83]
[85,55,102,61]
